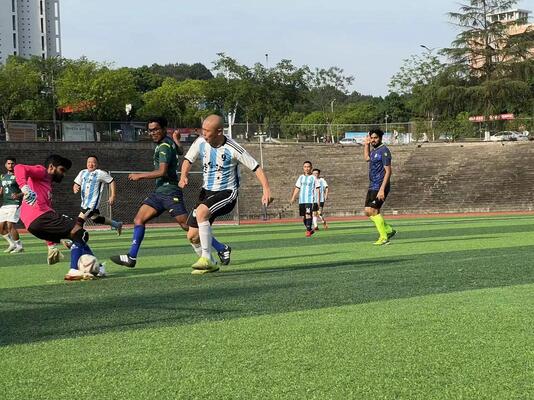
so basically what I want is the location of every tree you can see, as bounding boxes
[56,59,139,121]
[445,0,520,80]
[0,57,41,135]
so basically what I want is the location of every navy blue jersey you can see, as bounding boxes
[368,144,391,190]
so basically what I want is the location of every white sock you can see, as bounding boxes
[15,240,22,247]
[198,221,212,259]
[3,234,15,246]
[313,216,318,228]
[191,242,202,257]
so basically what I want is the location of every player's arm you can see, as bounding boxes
[172,130,184,156]
[254,167,272,206]
[128,163,168,181]
[73,171,83,193]
[14,164,45,205]
[108,180,117,205]
[179,159,192,188]
[364,134,371,161]
[289,187,299,205]
[377,166,392,201]
[324,186,329,201]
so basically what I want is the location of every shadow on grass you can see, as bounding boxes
[2,244,534,346]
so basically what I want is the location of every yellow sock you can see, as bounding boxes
[370,214,387,239]
[384,222,393,234]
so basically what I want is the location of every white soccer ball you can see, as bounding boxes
[77,254,99,275]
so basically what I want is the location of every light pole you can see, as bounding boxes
[265,53,269,69]
[420,44,436,53]
[385,114,389,134]
[330,99,336,142]
[255,132,266,168]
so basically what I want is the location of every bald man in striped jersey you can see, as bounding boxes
[180,115,272,274]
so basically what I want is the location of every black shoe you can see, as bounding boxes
[387,229,397,240]
[217,245,232,266]
[110,254,137,268]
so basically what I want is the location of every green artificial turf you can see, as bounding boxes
[1,215,534,399]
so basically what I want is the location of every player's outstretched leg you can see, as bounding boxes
[110,224,143,268]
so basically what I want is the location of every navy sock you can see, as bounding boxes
[211,237,225,252]
[305,218,313,231]
[70,242,83,269]
[128,225,145,258]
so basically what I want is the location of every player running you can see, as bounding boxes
[73,155,123,234]
[363,129,396,245]
[110,117,229,268]
[0,157,24,253]
[180,114,272,274]
[312,168,329,230]
[14,155,104,280]
[290,161,320,237]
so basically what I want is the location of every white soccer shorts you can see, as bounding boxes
[0,205,21,223]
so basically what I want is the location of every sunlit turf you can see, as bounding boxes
[1,215,534,399]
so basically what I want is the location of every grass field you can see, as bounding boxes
[1,215,534,399]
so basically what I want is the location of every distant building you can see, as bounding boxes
[0,0,61,64]
[469,8,534,71]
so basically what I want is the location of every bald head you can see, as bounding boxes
[201,114,225,146]
[203,115,224,130]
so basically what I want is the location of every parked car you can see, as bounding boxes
[489,131,516,141]
[339,137,362,145]
[510,131,529,141]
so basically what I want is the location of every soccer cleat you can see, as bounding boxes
[96,263,107,278]
[314,226,319,231]
[191,256,219,274]
[61,239,73,250]
[64,268,94,281]
[4,243,16,253]
[116,222,123,236]
[47,246,64,265]
[110,254,137,268]
[387,229,397,240]
[217,245,232,266]
[373,237,390,246]
[305,230,314,237]
[10,245,24,253]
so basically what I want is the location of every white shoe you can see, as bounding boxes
[4,244,16,253]
[96,263,107,278]
[10,245,24,253]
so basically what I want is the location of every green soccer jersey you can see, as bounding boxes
[153,136,179,194]
[1,173,22,206]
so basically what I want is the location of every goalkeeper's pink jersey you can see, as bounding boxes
[13,164,53,228]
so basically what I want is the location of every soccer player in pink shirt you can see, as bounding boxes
[14,154,104,280]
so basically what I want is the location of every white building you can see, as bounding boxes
[0,0,61,64]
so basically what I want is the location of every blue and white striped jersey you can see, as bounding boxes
[74,169,114,209]
[185,136,259,191]
[295,175,319,204]
[318,178,328,202]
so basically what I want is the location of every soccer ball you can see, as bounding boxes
[77,254,99,275]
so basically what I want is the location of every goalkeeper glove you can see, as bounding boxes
[20,185,37,206]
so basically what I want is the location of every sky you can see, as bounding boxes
[60,0,534,97]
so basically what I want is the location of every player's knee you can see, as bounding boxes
[195,205,210,222]
[71,228,89,243]
[187,229,199,243]
[133,216,145,226]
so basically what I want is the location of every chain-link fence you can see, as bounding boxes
[2,118,534,144]
[92,171,239,226]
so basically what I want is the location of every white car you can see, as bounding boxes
[489,131,515,141]
[339,138,361,145]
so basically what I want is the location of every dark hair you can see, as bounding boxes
[87,155,99,162]
[44,154,72,170]
[5,157,16,163]
[303,161,312,166]
[148,116,168,129]
[369,128,384,139]
[312,168,320,174]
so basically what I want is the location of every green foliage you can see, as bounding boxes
[0,56,41,126]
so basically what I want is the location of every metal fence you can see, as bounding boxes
[2,118,534,144]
